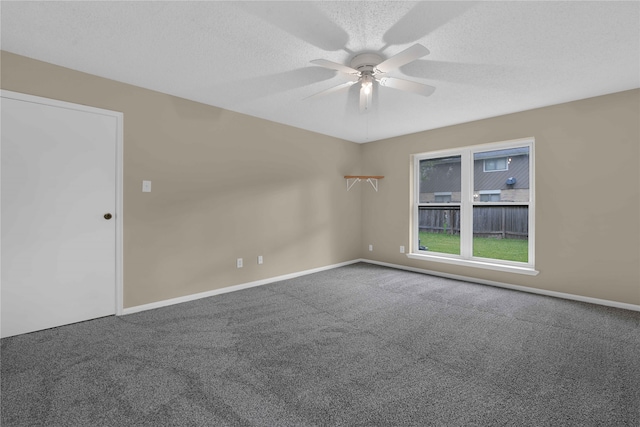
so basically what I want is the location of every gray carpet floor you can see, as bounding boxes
[2,262,639,426]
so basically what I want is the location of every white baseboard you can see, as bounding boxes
[361,259,640,312]
[122,257,640,316]
[122,259,362,315]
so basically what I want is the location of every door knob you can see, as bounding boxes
[104,213,113,220]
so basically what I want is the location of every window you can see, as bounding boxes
[483,157,508,172]
[434,192,452,203]
[410,139,536,275]
[417,156,461,254]
[477,190,500,202]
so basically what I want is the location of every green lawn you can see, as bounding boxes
[418,231,528,263]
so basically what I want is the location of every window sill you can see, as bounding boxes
[406,253,539,276]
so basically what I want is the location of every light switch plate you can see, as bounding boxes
[142,180,152,192]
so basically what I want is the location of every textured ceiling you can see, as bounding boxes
[2,1,639,143]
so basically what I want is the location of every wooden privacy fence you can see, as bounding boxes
[419,207,461,235]
[419,206,528,239]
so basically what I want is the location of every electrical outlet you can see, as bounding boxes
[236,258,243,268]
[258,255,263,265]
[368,244,373,251]
[400,246,405,253]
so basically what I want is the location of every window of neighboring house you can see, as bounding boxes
[483,157,508,172]
[410,139,536,275]
[477,190,500,202]
[434,192,452,203]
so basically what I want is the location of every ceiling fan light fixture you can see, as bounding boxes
[361,75,373,95]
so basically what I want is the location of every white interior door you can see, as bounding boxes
[1,92,121,338]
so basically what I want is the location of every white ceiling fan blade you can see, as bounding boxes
[374,44,430,74]
[305,80,357,100]
[378,77,435,97]
[311,59,359,75]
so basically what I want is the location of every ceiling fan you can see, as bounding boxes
[308,43,435,112]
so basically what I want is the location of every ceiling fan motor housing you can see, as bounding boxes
[350,53,383,74]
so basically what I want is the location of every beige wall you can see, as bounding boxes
[361,89,640,305]
[3,51,639,307]
[1,51,363,308]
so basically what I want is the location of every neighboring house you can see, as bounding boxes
[473,147,529,203]
[420,147,529,203]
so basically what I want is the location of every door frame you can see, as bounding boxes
[1,90,124,316]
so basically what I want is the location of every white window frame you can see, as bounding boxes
[409,137,537,275]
